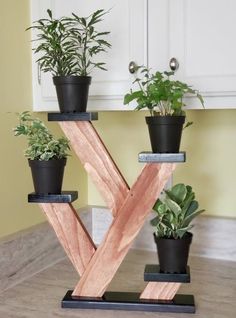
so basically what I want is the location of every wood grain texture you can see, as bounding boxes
[59,121,129,217]
[140,282,181,300]
[72,163,176,297]
[39,203,96,276]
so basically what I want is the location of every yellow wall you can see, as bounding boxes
[89,110,236,218]
[0,0,87,238]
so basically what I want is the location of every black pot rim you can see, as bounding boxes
[154,231,193,242]
[53,75,92,85]
[146,115,185,125]
[28,158,67,167]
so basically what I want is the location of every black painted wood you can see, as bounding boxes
[28,191,78,203]
[144,265,190,283]
[138,152,186,163]
[48,112,98,121]
[62,291,195,313]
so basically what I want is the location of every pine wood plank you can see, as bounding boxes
[72,163,176,297]
[140,282,181,300]
[39,203,96,276]
[59,121,129,217]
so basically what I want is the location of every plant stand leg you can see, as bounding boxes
[72,163,175,297]
[140,282,181,300]
[59,121,129,217]
[39,203,96,276]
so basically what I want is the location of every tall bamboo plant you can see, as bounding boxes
[27,9,111,76]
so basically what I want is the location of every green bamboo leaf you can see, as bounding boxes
[47,9,52,19]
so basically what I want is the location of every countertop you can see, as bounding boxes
[0,249,235,318]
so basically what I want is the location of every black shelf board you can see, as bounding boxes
[138,152,186,163]
[144,265,190,283]
[62,291,195,313]
[28,191,78,203]
[48,112,98,122]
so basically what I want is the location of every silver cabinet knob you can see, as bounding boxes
[169,57,179,71]
[129,61,138,74]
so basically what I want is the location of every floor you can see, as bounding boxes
[0,250,235,318]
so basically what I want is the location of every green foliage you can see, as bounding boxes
[151,183,205,239]
[27,9,111,76]
[124,66,204,123]
[13,112,70,161]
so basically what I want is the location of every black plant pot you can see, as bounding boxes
[53,76,92,113]
[145,116,185,153]
[154,232,193,274]
[28,159,66,194]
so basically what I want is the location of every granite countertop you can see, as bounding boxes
[0,249,235,318]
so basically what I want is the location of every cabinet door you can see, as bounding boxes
[31,0,148,111]
[149,0,236,109]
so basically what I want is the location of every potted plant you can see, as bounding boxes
[151,183,204,273]
[27,9,111,113]
[124,67,204,153]
[13,111,70,194]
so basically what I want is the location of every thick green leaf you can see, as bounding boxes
[153,199,162,212]
[182,209,205,227]
[157,203,167,214]
[150,216,160,226]
[165,183,187,204]
[175,226,192,239]
[185,200,199,217]
[165,198,181,216]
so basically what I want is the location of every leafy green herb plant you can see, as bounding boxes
[124,66,204,125]
[151,183,205,239]
[13,112,70,161]
[27,9,111,76]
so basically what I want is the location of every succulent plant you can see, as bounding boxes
[151,183,205,239]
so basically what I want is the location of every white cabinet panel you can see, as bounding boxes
[169,0,236,108]
[149,0,236,109]
[31,0,148,111]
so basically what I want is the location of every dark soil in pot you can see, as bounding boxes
[53,76,91,113]
[154,232,193,274]
[145,116,185,153]
[28,158,66,194]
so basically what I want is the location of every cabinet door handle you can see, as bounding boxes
[129,61,138,74]
[169,57,179,71]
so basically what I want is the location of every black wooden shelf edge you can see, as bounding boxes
[48,112,98,121]
[138,152,186,163]
[62,291,195,313]
[144,265,190,283]
[28,191,78,203]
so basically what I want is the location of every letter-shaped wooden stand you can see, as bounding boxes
[28,112,195,313]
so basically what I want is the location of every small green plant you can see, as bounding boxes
[151,183,204,239]
[13,111,70,160]
[27,9,111,76]
[124,66,204,125]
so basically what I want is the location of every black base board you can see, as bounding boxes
[62,291,195,313]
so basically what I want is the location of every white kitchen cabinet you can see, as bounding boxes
[149,0,236,109]
[30,0,236,111]
[30,0,148,111]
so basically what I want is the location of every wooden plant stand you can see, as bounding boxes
[28,112,194,313]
